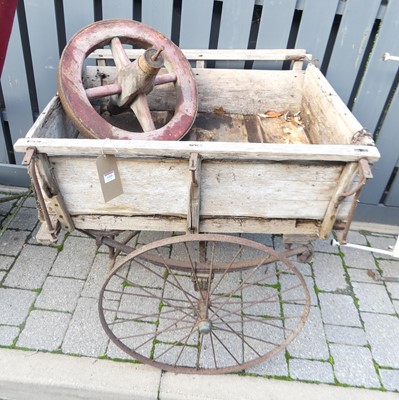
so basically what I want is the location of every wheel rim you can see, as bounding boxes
[99,234,310,374]
[58,19,197,140]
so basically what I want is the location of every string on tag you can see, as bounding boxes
[100,138,119,157]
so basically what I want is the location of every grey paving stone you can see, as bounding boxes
[313,235,339,254]
[0,255,14,271]
[0,230,29,256]
[0,325,20,346]
[345,231,368,245]
[318,292,362,327]
[386,283,399,300]
[330,343,380,388]
[277,259,313,277]
[137,231,172,245]
[81,253,108,298]
[352,282,395,314]
[4,245,58,290]
[341,247,377,270]
[312,253,347,292]
[362,313,399,368]
[0,198,16,215]
[0,288,36,325]
[393,300,399,314]
[51,236,97,280]
[28,224,66,246]
[241,233,273,247]
[379,368,399,392]
[62,297,113,357]
[21,196,37,208]
[347,267,383,285]
[279,273,318,306]
[8,207,38,231]
[246,351,288,377]
[289,358,335,383]
[367,235,398,260]
[17,310,70,351]
[378,259,399,277]
[0,271,5,283]
[324,324,367,346]
[36,276,84,312]
[285,304,329,360]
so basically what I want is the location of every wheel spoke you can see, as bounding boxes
[86,83,122,100]
[130,93,156,132]
[110,37,130,70]
[211,331,242,364]
[154,72,177,86]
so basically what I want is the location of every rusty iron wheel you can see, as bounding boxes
[58,19,197,140]
[98,234,310,374]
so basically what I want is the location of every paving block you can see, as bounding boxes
[35,276,84,312]
[246,351,288,377]
[347,267,382,285]
[280,273,317,306]
[137,231,172,245]
[318,292,362,327]
[0,288,37,325]
[367,235,398,261]
[8,207,38,231]
[386,283,399,300]
[393,300,399,314]
[0,325,20,346]
[352,282,395,314]
[0,230,29,256]
[62,297,113,357]
[285,305,329,360]
[277,259,313,277]
[17,310,70,351]
[313,235,339,254]
[378,260,399,277]
[28,223,66,246]
[324,325,367,346]
[21,196,37,208]
[341,247,377,270]
[4,245,58,290]
[330,343,380,388]
[379,369,399,392]
[312,253,347,292]
[51,236,97,280]
[81,253,109,299]
[241,233,274,247]
[362,313,399,368]
[0,255,15,271]
[289,358,335,383]
[0,271,5,283]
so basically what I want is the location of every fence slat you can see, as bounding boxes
[102,0,133,20]
[63,0,94,41]
[0,15,33,164]
[351,0,399,132]
[385,169,399,207]
[361,86,399,205]
[217,0,255,69]
[180,0,214,48]
[295,0,340,64]
[253,0,297,70]
[25,0,59,111]
[141,0,174,39]
[326,0,381,105]
[0,122,8,164]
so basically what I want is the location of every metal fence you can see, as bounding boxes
[0,0,398,224]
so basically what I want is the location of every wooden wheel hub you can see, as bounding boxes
[57,19,197,140]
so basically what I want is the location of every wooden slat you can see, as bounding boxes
[63,0,94,41]
[141,0,174,39]
[216,0,256,69]
[102,0,133,20]
[1,15,34,164]
[253,0,297,70]
[326,0,381,104]
[88,48,309,61]
[351,0,399,132]
[24,0,59,111]
[180,0,214,49]
[295,0,340,64]
[361,87,399,205]
[14,137,380,164]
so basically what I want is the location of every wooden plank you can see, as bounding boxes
[295,0,340,65]
[88,48,310,61]
[85,66,305,114]
[63,0,94,41]
[141,0,174,39]
[102,0,133,20]
[24,0,59,112]
[326,0,381,105]
[180,0,214,49]
[253,0,297,70]
[14,137,381,163]
[1,15,34,164]
[301,64,368,145]
[351,0,399,132]
[216,0,255,69]
[361,87,399,204]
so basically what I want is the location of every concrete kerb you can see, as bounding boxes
[1,348,398,400]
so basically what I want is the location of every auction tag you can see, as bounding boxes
[96,155,123,202]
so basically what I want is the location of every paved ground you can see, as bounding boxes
[0,187,399,394]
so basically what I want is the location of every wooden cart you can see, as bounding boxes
[15,46,380,374]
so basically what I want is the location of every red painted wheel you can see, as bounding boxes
[58,19,197,140]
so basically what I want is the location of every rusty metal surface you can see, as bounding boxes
[58,19,197,140]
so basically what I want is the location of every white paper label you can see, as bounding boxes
[103,170,116,184]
